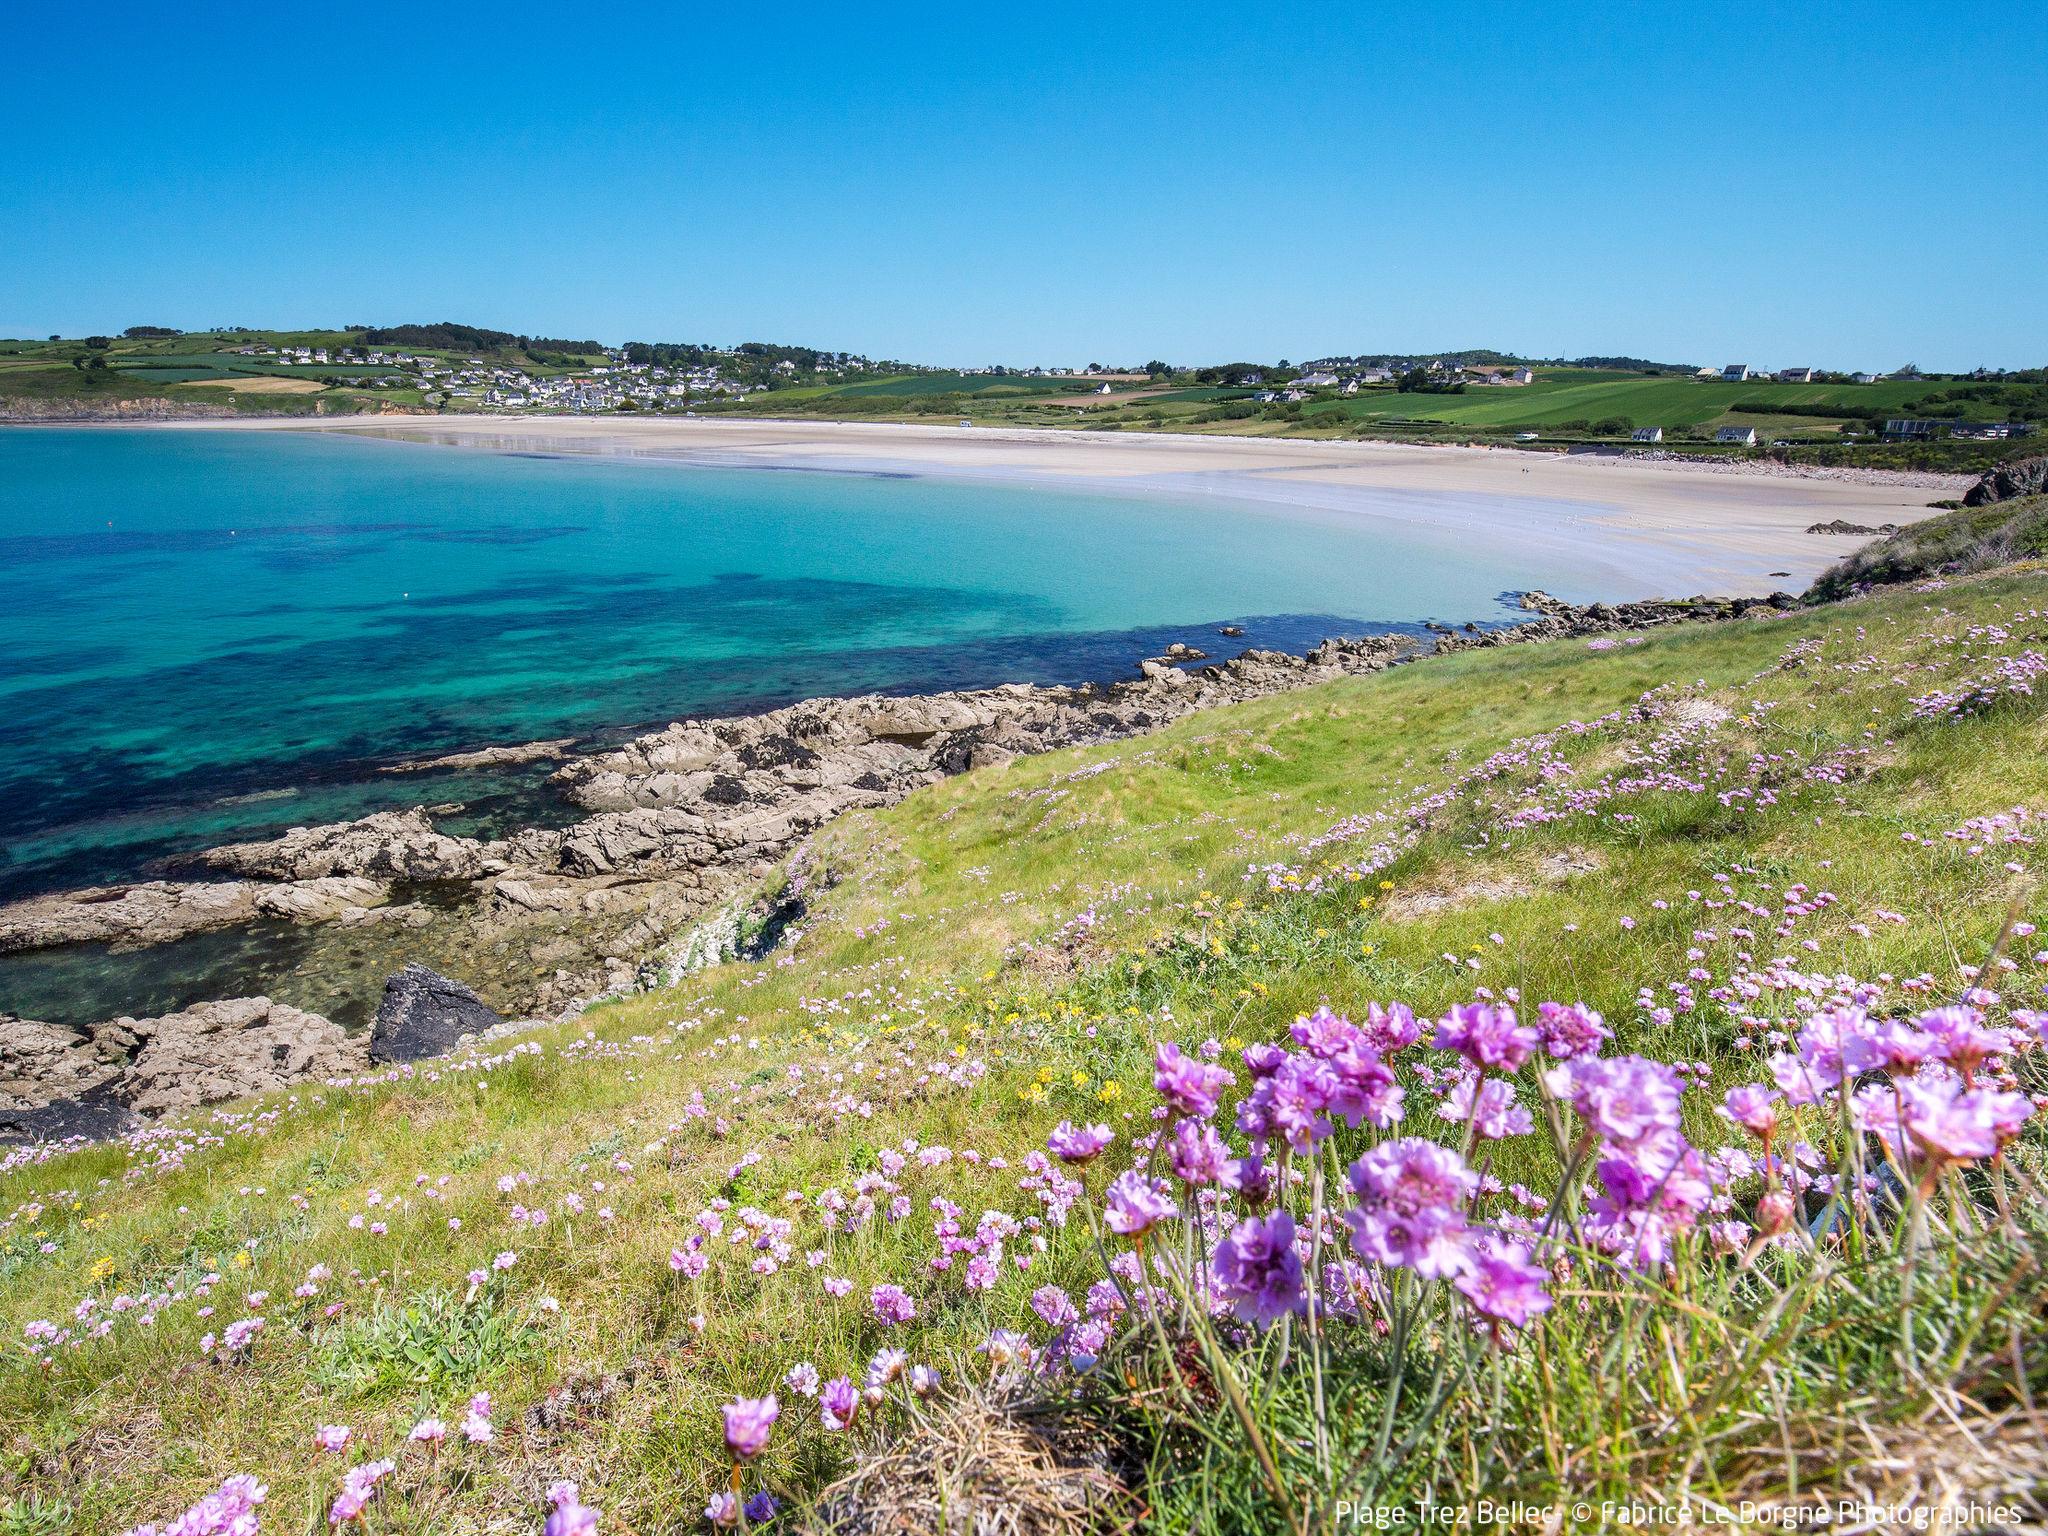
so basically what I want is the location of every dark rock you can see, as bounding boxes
[736,734,820,771]
[1962,455,2048,508]
[701,774,750,806]
[0,1083,140,1145]
[1218,625,1245,637]
[371,964,502,1063]
[1806,519,1896,536]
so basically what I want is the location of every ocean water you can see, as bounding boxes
[0,427,1566,912]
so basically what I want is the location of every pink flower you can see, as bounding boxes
[1453,1235,1552,1330]
[870,1284,916,1324]
[1433,1003,1539,1073]
[721,1393,779,1460]
[1213,1209,1305,1328]
[1344,1139,1477,1278]
[314,1423,352,1453]
[1046,1121,1114,1164]
[1439,1075,1532,1140]
[1549,1056,1682,1150]
[819,1375,858,1430]
[1153,1041,1235,1119]
[1719,1084,1781,1138]
[1103,1170,1178,1237]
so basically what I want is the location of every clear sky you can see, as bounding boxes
[5,2,2044,371]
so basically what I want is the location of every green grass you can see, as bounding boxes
[3,568,2047,1531]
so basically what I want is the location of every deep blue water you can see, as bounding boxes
[0,427,1548,905]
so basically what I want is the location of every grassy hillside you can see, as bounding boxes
[5,568,2048,1532]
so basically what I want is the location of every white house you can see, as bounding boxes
[1295,371,1339,388]
[1631,426,1664,443]
[1775,367,1816,383]
[1852,372,1884,385]
[1095,382,1113,395]
[1720,364,1750,383]
[1510,367,1534,384]
[1715,425,1758,446]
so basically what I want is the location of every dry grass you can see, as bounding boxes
[807,1388,1138,1536]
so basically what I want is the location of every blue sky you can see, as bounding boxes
[5,2,2043,370]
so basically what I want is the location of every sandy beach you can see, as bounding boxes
[167,415,1966,597]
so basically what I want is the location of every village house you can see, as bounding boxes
[1720,364,1750,382]
[1715,425,1758,445]
[1775,367,1815,383]
[1631,426,1664,443]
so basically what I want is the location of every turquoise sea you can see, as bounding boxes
[0,427,1572,898]
[0,425,1582,1022]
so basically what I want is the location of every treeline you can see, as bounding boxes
[352,323,604,355]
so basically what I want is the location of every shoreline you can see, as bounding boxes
[71,412,1965,599]
[0,587,1793,1140]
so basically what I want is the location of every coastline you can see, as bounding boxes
[1,587,1796,1140]
[124,413,1964,598]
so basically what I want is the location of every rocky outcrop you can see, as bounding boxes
[1431,590,1797,652]
[370,965,503,1062]
[382,739,579,774]
[0,1016,121,1110]
[0,876,391,955]
[203,809,485,882]
[108,997,365,1116]
[1962,456,2048,508]
[0,998,364,1136]
[1806,519,1897,536]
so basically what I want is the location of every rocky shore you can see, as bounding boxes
[0,588,1796,1139]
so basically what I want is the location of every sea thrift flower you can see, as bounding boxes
[1153,1041,1235,1119]
[1047,1121,1114,1164]
[120,1474,266,1536]
[1536,1000,1610,1059]
[545,1481,600,1536]
[328,1458,395,1525]
[819,1375,858,1430]
[1103,1170,1178,1237]
[722,1394,779,1461]
[1439,1075,1532,1140]
[1453,1235,1552,1330]
[784,1361,819,1397]
[460,1391,494,1444]
[1433,1002,1539,1073]
[1213,1209,1305,1328]
[1345,1139,1477,1278]
[408,1416,447,1445]
[870,1283,916,1324]
[704,1491,739,1527]
[1720,1084,1781,1139]
[1549,1056,1683,1150]
[1169,1118,1229,1185]
[314,1424,352,1453]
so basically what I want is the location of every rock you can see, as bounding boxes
[1218,625,1245,637]
[117,998,363,1116]
[382,738,578,774]
[1806,519,1896,536]
[370,964,502,1063]
[0,1016,121,1110]
[1962,455,2048,507]
[0,880,263,954]
[203,809,485,883]
[251,875,391,922]
[1161,642,1208,661]
[0,1084,140,1145]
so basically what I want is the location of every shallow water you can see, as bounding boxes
[1,425,1608,1025]
[0,427,1567,897]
